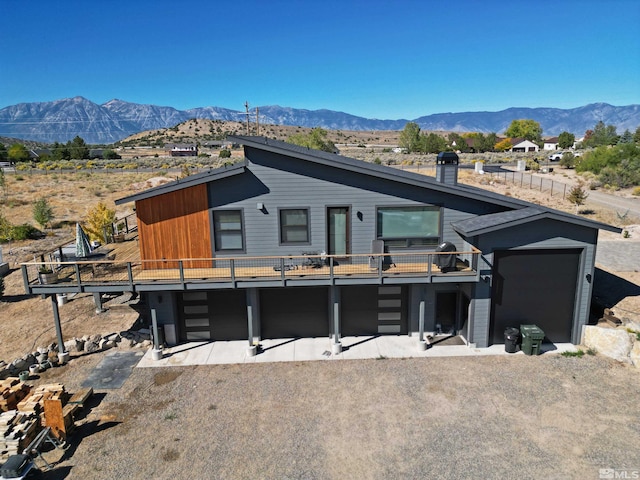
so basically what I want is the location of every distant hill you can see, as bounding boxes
[0,96,638,144]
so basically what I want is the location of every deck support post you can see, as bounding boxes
[50,295,69,363]
[246,288,260,356]
[93,292,105,313]
[330,285,342,354]
[418,300,429,351]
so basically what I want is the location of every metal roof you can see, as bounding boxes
[452,206,621,236]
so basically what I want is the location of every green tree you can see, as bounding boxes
[584,121,618,147]
[288,128,336,153]
[447,133,469,152]
[634,126,640,144]
[0,144,8,162]
[505,119,543,142]
[33,197,54,229]
[558,131,575,149]
[219,149,231,158]
[559,152,576,169]
[567,183,588,213]
[420,133,447,154]
[619,129,634,144]
[103,149,121,160]
[8,144,30,163]
[69,136,90,159]
[398,122,421,152]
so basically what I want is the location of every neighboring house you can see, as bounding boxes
[167,143,198,157]
[510,138,539,152]
[543,137,559,150]
[23,136,619,351]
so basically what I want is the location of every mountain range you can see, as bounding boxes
[0,96,638,144]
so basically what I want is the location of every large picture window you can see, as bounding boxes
[376,206,441,247]
[279,208,310,244]
[213,210,244,252]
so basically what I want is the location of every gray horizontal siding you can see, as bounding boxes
[210,159,488,258]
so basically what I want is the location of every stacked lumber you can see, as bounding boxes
[17,383,69,415]
[0,378,32,413]
[0,410,40,461]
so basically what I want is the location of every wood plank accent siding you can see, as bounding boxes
[136,184,211,269]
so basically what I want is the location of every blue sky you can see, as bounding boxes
[1,0,639,119]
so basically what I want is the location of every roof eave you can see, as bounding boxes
[115,161,247,205]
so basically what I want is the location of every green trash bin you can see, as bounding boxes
[520,325,545,355]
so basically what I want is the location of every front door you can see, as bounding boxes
[327,207,350,258]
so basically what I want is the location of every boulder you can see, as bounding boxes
[65,338,84,353]
[84,341,100,354]
[584,326,633,363]
[105,333,122,343]
[623,319,640,332]
[630,341,640,368]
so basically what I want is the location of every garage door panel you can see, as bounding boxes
[491,249,580,344]
[179,290,248,341]
[260,287,329,338]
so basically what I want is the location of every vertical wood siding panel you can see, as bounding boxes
[136,184,211,268]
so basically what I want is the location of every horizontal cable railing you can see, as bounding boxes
[22,249,480,288]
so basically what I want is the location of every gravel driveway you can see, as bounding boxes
[36,352,639,480]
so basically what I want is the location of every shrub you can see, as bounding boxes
[11,223,41,240]
[219,149,231,159]
[632,186,640,196]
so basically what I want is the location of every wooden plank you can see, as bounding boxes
[43,399,66,440]
[67,387,93,407]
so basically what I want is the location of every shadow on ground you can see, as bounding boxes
[35,393,121,479]
[592,267,640,319]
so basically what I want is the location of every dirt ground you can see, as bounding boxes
[31,352,640,479]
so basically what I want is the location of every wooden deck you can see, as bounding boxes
[23,233,480,291]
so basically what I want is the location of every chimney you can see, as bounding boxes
[436,152,459,185]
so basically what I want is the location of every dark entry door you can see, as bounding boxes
[490,249,580,344]
[435,292,458,334]
[327,207,350,257]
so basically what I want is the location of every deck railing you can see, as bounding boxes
[21,249,481,292]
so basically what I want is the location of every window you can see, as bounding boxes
[279,208,310,244]
[213,210,244,251]
[376,206,441,247]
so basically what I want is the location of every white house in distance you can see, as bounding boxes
[543,137,559,150]
[510,138,539,153]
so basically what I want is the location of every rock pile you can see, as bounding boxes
[0,328,155,380]
[584,316,640,367]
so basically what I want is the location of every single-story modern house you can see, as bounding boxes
[22,136,619,354]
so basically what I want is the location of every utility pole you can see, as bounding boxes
[244,101,250,135]
[256,107,260,136]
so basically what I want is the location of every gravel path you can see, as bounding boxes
[34,352,639,480]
